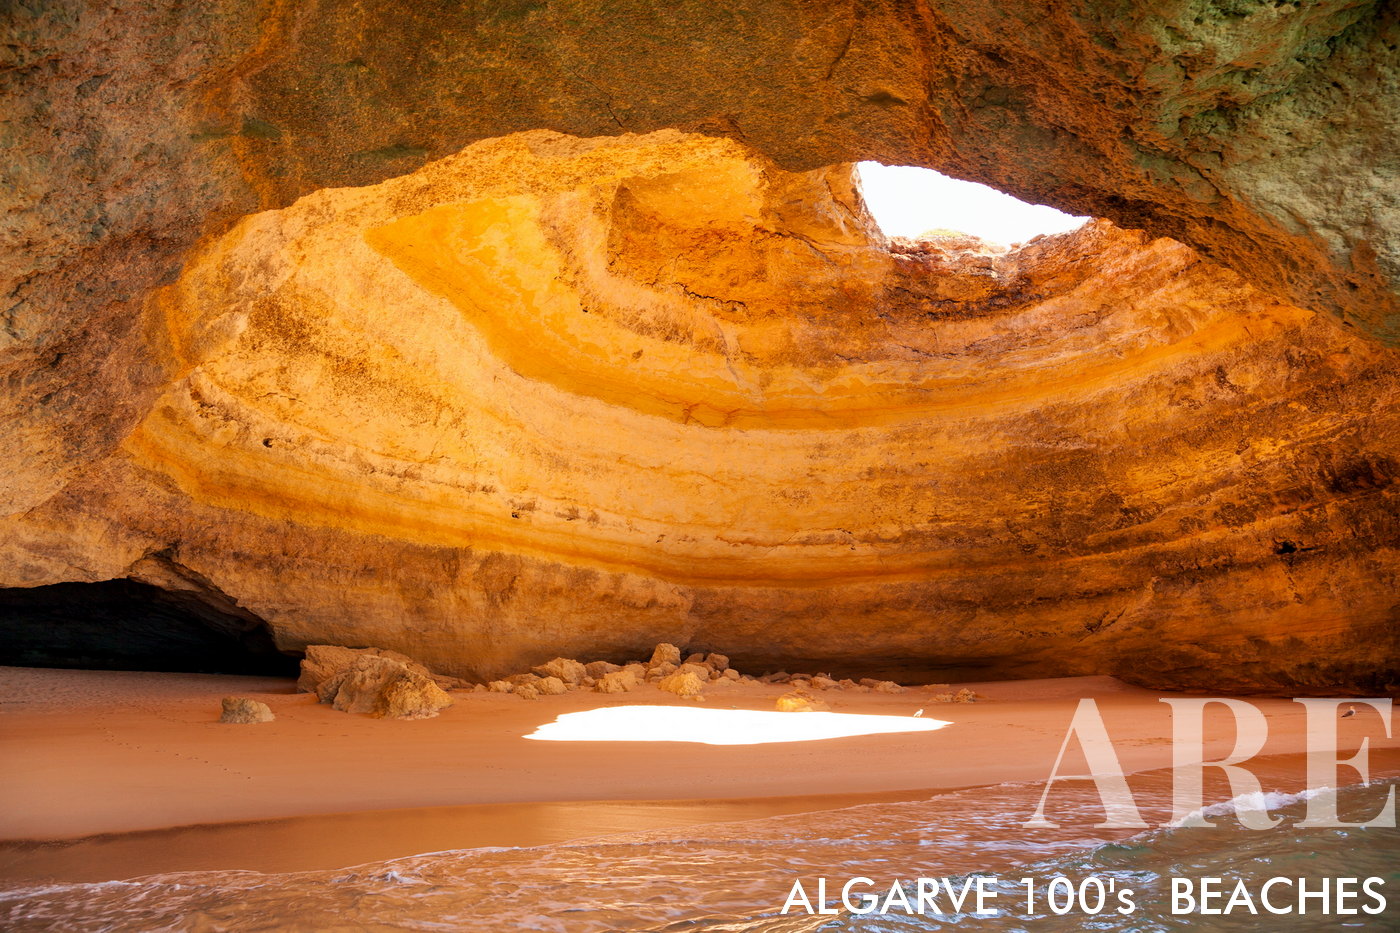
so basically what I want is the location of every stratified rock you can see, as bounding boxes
[532,658,586,685]
[657,671,705,698]
[1,126,1398,694]
[219,697,274,724]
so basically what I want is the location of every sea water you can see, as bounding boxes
[3,776,1396,931]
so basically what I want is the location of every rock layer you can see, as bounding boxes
[4,0,1398,528]
[2,130,1396,692]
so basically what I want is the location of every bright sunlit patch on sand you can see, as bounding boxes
[857,162,1087,246]
[523,705,951,746]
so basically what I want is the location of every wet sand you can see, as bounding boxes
[2,666,1393,883]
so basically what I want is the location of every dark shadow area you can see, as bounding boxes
[0,579,300,676]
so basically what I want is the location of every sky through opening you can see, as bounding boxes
[857,162,1087,246]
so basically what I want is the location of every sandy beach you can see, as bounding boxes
[3,666,1393,884]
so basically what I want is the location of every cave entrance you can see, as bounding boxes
[0,579,300,676]
[857,162,1087,246]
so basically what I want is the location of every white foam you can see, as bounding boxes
[1166,786,1332,828]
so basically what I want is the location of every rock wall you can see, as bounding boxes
[3,130,1396,691]
[4,1,1398,523]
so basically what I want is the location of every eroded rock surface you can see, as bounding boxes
[2,130,1396,692]
[219,696,274,724]
[298,645,457,719]
[5,3,1398,529]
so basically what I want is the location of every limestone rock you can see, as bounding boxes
[536,676,568,696]
[514,683,541,701]
[723,669,741,682]
[705,653,730,672]
[319,655,454,719]
[810,676,839,691]
[872,681,906,695]
[649,644,682,667]
[927,688,982,704]
[219,697,274,724]
[298,645,464,695]
[647,662,678,682]
[675,662,710,681]
[585,660,621,679]
[1,123,1398,694]
[657,671,705,698]
[376,675,455,720]
[594,669,638,694]
[297,644,417,694]
[532,658,587,685]
[776,691,828,713]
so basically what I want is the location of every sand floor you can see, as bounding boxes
[1,666,1393,882]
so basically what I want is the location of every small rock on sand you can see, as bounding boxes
[675,662,710,680]
[532,658,587,684]
[646,661,678,681]
[318,655,455,719]
[219,697,274,723]
[514,683,541,700]
[775,691,828,713]
[585,660,621,679]
[594,669,638,693]
[649,643,682,667]
[657,670,705,698]
[536,676,568,696]
[376,676,455,720]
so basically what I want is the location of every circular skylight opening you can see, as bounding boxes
[857,162,1088,247]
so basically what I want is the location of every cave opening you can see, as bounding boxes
[856,162,1087,245]
[0,579,300,676]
